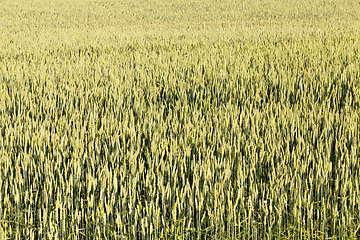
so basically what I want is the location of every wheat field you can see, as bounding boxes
[1,0,360,239]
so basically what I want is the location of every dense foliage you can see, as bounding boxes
[1,0,360,239]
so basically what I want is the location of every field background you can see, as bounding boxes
[1,0,360,239]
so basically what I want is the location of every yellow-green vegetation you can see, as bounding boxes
[1,0,360,239]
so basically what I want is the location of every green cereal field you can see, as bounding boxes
[1,0,360,239]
